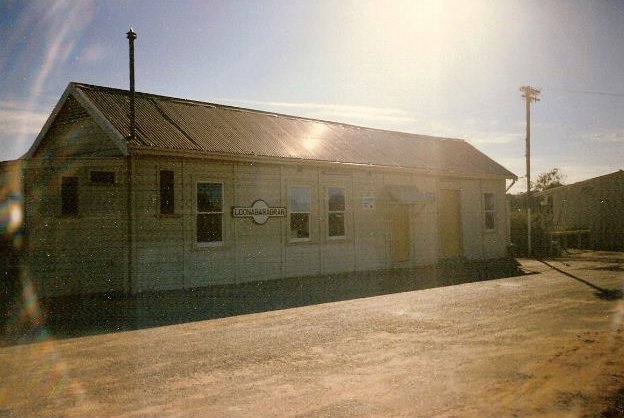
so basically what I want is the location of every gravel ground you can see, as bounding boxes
[1,252,623,417]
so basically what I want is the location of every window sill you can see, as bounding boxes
[156,213,182,218]
[325,237,352,244]
[194,242,227,250]
[327,235,347,240]
[288,238,317,245]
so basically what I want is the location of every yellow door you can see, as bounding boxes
[438,189,463,258]
[392,204,410,262]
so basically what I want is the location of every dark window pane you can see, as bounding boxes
[197,183,222,212]
[290,213,309,239]
[160,170,174,214]
[328,213,345,237]
[197,214,222,242]
[90,171,115,184]
[61,177,78,215]
[484,193,496,230]
[484,193,495,211]
[328,187,345,211]
[485,212,496,230]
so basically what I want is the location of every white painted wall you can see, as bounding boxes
[130,157,508,292]
[459,178,509,260]
[25,146,510,295]
[25,104,128,297]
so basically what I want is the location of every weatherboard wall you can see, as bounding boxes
[19,154,511,296]
[24,158,128,296]
[128,156,507,292]
[457,178,509,260]
[23,103,128,297]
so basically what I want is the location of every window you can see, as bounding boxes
[90,171,115,184]
[290,186,310,240]
[327,187,346,238]
[160,170,174,215]
[196,182,223,244]
[484,193,496,230]
[61,177,79,216]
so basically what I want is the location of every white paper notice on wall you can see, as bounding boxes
[362,196,375,210]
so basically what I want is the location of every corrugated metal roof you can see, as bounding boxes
[535,169,624,196]
[75,83,516,179]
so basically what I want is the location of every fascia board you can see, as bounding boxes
[130,146,515,181]
[23,84,74,159]
[24,83,129,158]
[70,85,128,156]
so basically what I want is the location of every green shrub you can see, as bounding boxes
[510,210,551,257]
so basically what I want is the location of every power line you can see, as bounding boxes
[548,88,624,98]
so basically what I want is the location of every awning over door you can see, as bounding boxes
[385,185,436,204]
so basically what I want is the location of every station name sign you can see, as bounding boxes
[232,200,286,225]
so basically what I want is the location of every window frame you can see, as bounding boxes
[483,192,496,231]
[195,181,224,247]
[289,185,312,242]
[61,176,79,216]
[327,186,346,239]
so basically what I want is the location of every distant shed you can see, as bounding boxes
[7,82,516,296]
[536,170,624,251]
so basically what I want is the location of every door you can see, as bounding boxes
[438,189,463,258]
[392,204,410,262]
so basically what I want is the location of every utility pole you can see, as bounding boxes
[520,86,540,257]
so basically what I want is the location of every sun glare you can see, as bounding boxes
[302,122,330,153]
[342,0,490,97]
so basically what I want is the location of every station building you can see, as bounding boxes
[8,82,516,296]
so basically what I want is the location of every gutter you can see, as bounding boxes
[129,146,517,181]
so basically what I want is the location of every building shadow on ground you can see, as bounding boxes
[539,260,624,301]
[2,258,525,347]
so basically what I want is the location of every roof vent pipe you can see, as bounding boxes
[126,28,137,142]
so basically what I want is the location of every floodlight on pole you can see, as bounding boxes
[520,86,541,257]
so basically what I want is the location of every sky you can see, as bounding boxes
[1,0,622,193]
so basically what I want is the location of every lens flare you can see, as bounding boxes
[1,194,23,237]
[1,267,92,414]
[10,202,23,227]
[4,268,49,344]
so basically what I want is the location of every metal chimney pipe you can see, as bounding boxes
[126,28,137,142]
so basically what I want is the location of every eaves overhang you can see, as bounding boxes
[129,145,516,181]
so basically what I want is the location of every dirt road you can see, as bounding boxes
[1,254,623,417]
